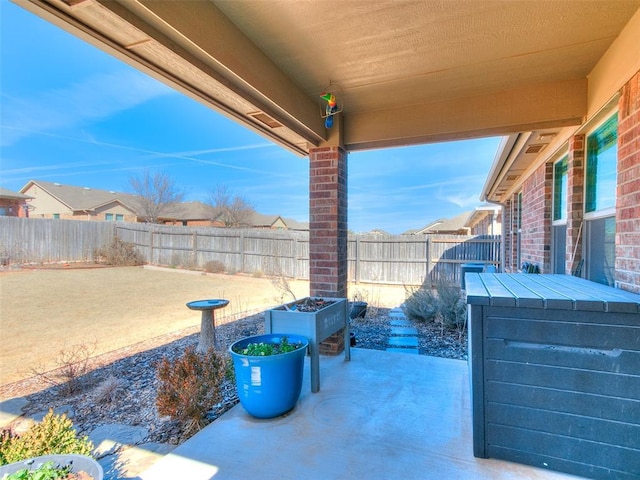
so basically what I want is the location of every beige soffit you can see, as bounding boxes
[481,4,639,204]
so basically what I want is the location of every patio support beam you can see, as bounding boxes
[344,79,586,151]
[308,115,348,298]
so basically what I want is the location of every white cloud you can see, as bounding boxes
[1,70,173,146]
[437,192,481,208]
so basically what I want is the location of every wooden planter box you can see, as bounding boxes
[466,273,640,480]
[265,297,350,393]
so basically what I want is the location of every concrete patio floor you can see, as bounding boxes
[139,348,583,480]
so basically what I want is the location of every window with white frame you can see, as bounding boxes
[105,213,114,221]
[552,156,568,273]
[584,113,617,286]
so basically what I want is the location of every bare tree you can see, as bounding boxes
[129,170,184,223]
[208,184,255,228]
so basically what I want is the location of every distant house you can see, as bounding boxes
[249,213,286,229]
[19,180,308,229]
[465,204,502,236]
[363,228,392,236]
[407,211,473,235]
[20,180,141,222]
[160,201,221,227]
[0,188,33,217]
[247,213,309,231]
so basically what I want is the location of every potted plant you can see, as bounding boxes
[229,333,309,419]
[0,454,103,479]
[349,290,368,320]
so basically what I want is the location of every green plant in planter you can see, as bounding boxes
[235,336,303,356]
[3,461,71,480]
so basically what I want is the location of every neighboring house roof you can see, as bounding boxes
[20,180,140,214]
[160,201,213,221]
[0,187,33,200]
[364,228,392,236]
[281,217,309,231]
[249,212,283,228]
[411,211,473,235]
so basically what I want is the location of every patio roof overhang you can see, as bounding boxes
[481,7,640,204]
[12,0,640,157]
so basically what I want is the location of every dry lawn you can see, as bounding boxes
[0,265,407,389]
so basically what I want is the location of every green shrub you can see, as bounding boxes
[93,237,143,266]
[203,260,225,274]
[0,410,94,466]
[156,346,226,435]
[402,284,438,322]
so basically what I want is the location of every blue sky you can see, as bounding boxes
[0,2,501,234]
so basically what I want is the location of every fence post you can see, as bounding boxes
[239,231,245,273]
[355,236,361,284]
[425,236,432,287]
[192,231,198,267]
[149,229,155,265]
[293,237,298,279]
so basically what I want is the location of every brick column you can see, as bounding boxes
[309,146,348,298]
[616,70,640,293]
[566,134,585,275]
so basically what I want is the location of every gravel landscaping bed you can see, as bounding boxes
[9,308,468,448]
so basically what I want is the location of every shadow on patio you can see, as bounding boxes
[139,348,579,480]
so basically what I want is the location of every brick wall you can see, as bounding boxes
[615,70,640,293]
[470,211,501,236]
[309,146,348,298]
[0,199,28,217]
[566,134,585,275]
[520,162,553,272]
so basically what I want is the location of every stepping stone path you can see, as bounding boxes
[386,307,420,354]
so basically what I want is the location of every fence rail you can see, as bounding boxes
[1,217,501,286]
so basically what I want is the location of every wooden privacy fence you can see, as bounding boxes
[0,216,115,264]
[1,217,501,286]
[115,223,310,280]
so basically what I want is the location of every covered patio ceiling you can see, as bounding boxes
[14,0,640,157]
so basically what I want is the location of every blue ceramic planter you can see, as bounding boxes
[229,333,308,419]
